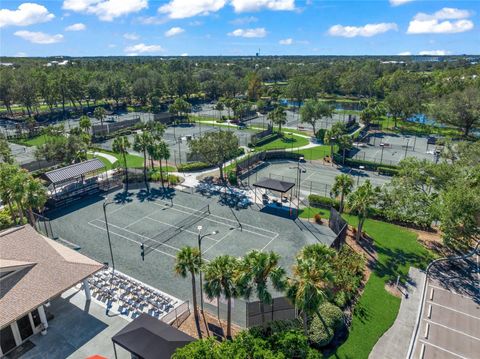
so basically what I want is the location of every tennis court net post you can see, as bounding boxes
[141,204,211,258]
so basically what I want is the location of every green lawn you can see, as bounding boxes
[253,133,310,151]
[90,149,176,172]
[300,208,434,359]
[87,153,115,170]
[377,116,461,138]
[16,134,52,147]
[299,145,334,161]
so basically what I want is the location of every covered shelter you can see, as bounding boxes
[253,178,297,217]
[43,159,109,206]
[111,313,195,359]
[0,225,103,356]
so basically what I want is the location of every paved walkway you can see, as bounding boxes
[369,267,426,359]
[89,151,118,164]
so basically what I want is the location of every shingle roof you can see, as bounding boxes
[44,159,105,184]
[0,225,104,327]
[253,178,296,193]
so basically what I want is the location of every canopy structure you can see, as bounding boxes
[44,159,105,185]
[252,178,297,217]
[253,178,296,193]
[111,314,195,359]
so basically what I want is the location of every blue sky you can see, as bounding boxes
[0,0,478,57]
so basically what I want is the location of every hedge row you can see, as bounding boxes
[335,155,399,174]
[308,194,339,209]
[177,162,212,172]
[249,132,281,147]
[377,166,399,176]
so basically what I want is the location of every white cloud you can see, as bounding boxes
[165,26,185,37]
[230,16,258,25]
[419,50,451,56]
[180,53,188,56]
[108,44,116,48]
[0,3,55,28]
[328,23,398,37]
[123,33,139,40]
[407,7,474,34]
[124,43,163,55]
[389,0,414,6]
[158,0,226,19]
[15,52,28,57]
[62,0,148,21]
[65,22,86,31]
[279,38,293,45]
[14,30,63,44]
[231,0,295,13]
[228,27,267,38]
[137,16,168,25]
[397,51,412,55]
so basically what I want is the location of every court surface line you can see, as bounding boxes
[260,233,280,251]
[89,219,181,253]
[144,216,220,242]
[428,283,475,300]
[427,300,480,320]
[154,200,278,236]
[202,229,235,255]
[88,221,177,259]
[151,201,276,240]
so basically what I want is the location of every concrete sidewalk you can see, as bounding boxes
[369,267,426,359]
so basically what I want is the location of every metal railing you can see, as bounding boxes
[161,300,190,328]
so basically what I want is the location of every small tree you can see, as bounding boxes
[175,247,203,339]
[347,180,380,241]
[93,107,107,134]
[337,135,353,164]
[112,136,131,190]
[268,106,287,133]
[188,130,239,181]
[332,174,354,213]
[79,115,92,134]
[0,135,14,164]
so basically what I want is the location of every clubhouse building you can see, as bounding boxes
[0,225,103,357]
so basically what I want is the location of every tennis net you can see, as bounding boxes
[143,204,210,256]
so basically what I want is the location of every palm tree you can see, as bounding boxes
[214,101,224,120]
[203,255,239,339]
[79,115,92,134]
[269,106,287,133]
[331,174,354,213]
[237,250,286,328]
[175,247,203,339]
[133,131,153,187]
[112,136,131,191]
[93,107,107,134]
[286,244,335,335]
[150,141,170,189]
[337,135,353,164]
[23,178,47,225]
[347,180,380,241]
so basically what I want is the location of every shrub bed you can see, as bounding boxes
[308,303,345,348]
[308,194,339,209]
[335,155,399,173]
[377,166,399,176]
[177,162,212,172]
[249,132,281,147]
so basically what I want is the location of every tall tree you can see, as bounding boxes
[331,174,354,213]
[188,131,239,181]
[430,86,480,137]
[237,250,286,328]
[133,131,154,186]
[347,180,380,241]
[112,136,131,191]
[175,247,203,339]
[23,177,47,225]
[203,255,239,339]
[268,106,287,133]
[93,107,107,136]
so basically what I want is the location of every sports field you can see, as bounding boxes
[46,187,336,326]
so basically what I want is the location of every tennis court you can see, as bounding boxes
[47,187,336,326]
[351,132,437,166]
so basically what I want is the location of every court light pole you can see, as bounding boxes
[103,199,116,274]
[357,165,365,186]
[197,225,218,313]
[297,156,305,214]
[380,143,385,165]
[330,137,336,166]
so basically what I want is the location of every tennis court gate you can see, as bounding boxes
[246,296,297,328]
[329,207,348,249]
[33,212,55,239]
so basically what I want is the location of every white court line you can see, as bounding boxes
[428,283,475,300]
[151,201,276,240]
[55,236,81,249]
[260,233,280,251]
[419,340,469,359]
[89,219,180,253]
[154,200,278,236]
[423,318,480,342]
[427,300,480,320]
[144,216,219,242]
[88,221,176,259]
[202,229,235,254]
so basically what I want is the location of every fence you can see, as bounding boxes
[267,173,333,198]
[33,212,54,239]
[20,159,60,172]
[92,117,141,137]
[161,301,190,328]
[246,297,297,328]
[328,207,348,249]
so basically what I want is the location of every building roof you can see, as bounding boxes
[112,313,195,359]
[253,178,296,193]
[44,159,105,184]
[0,225,104,328]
